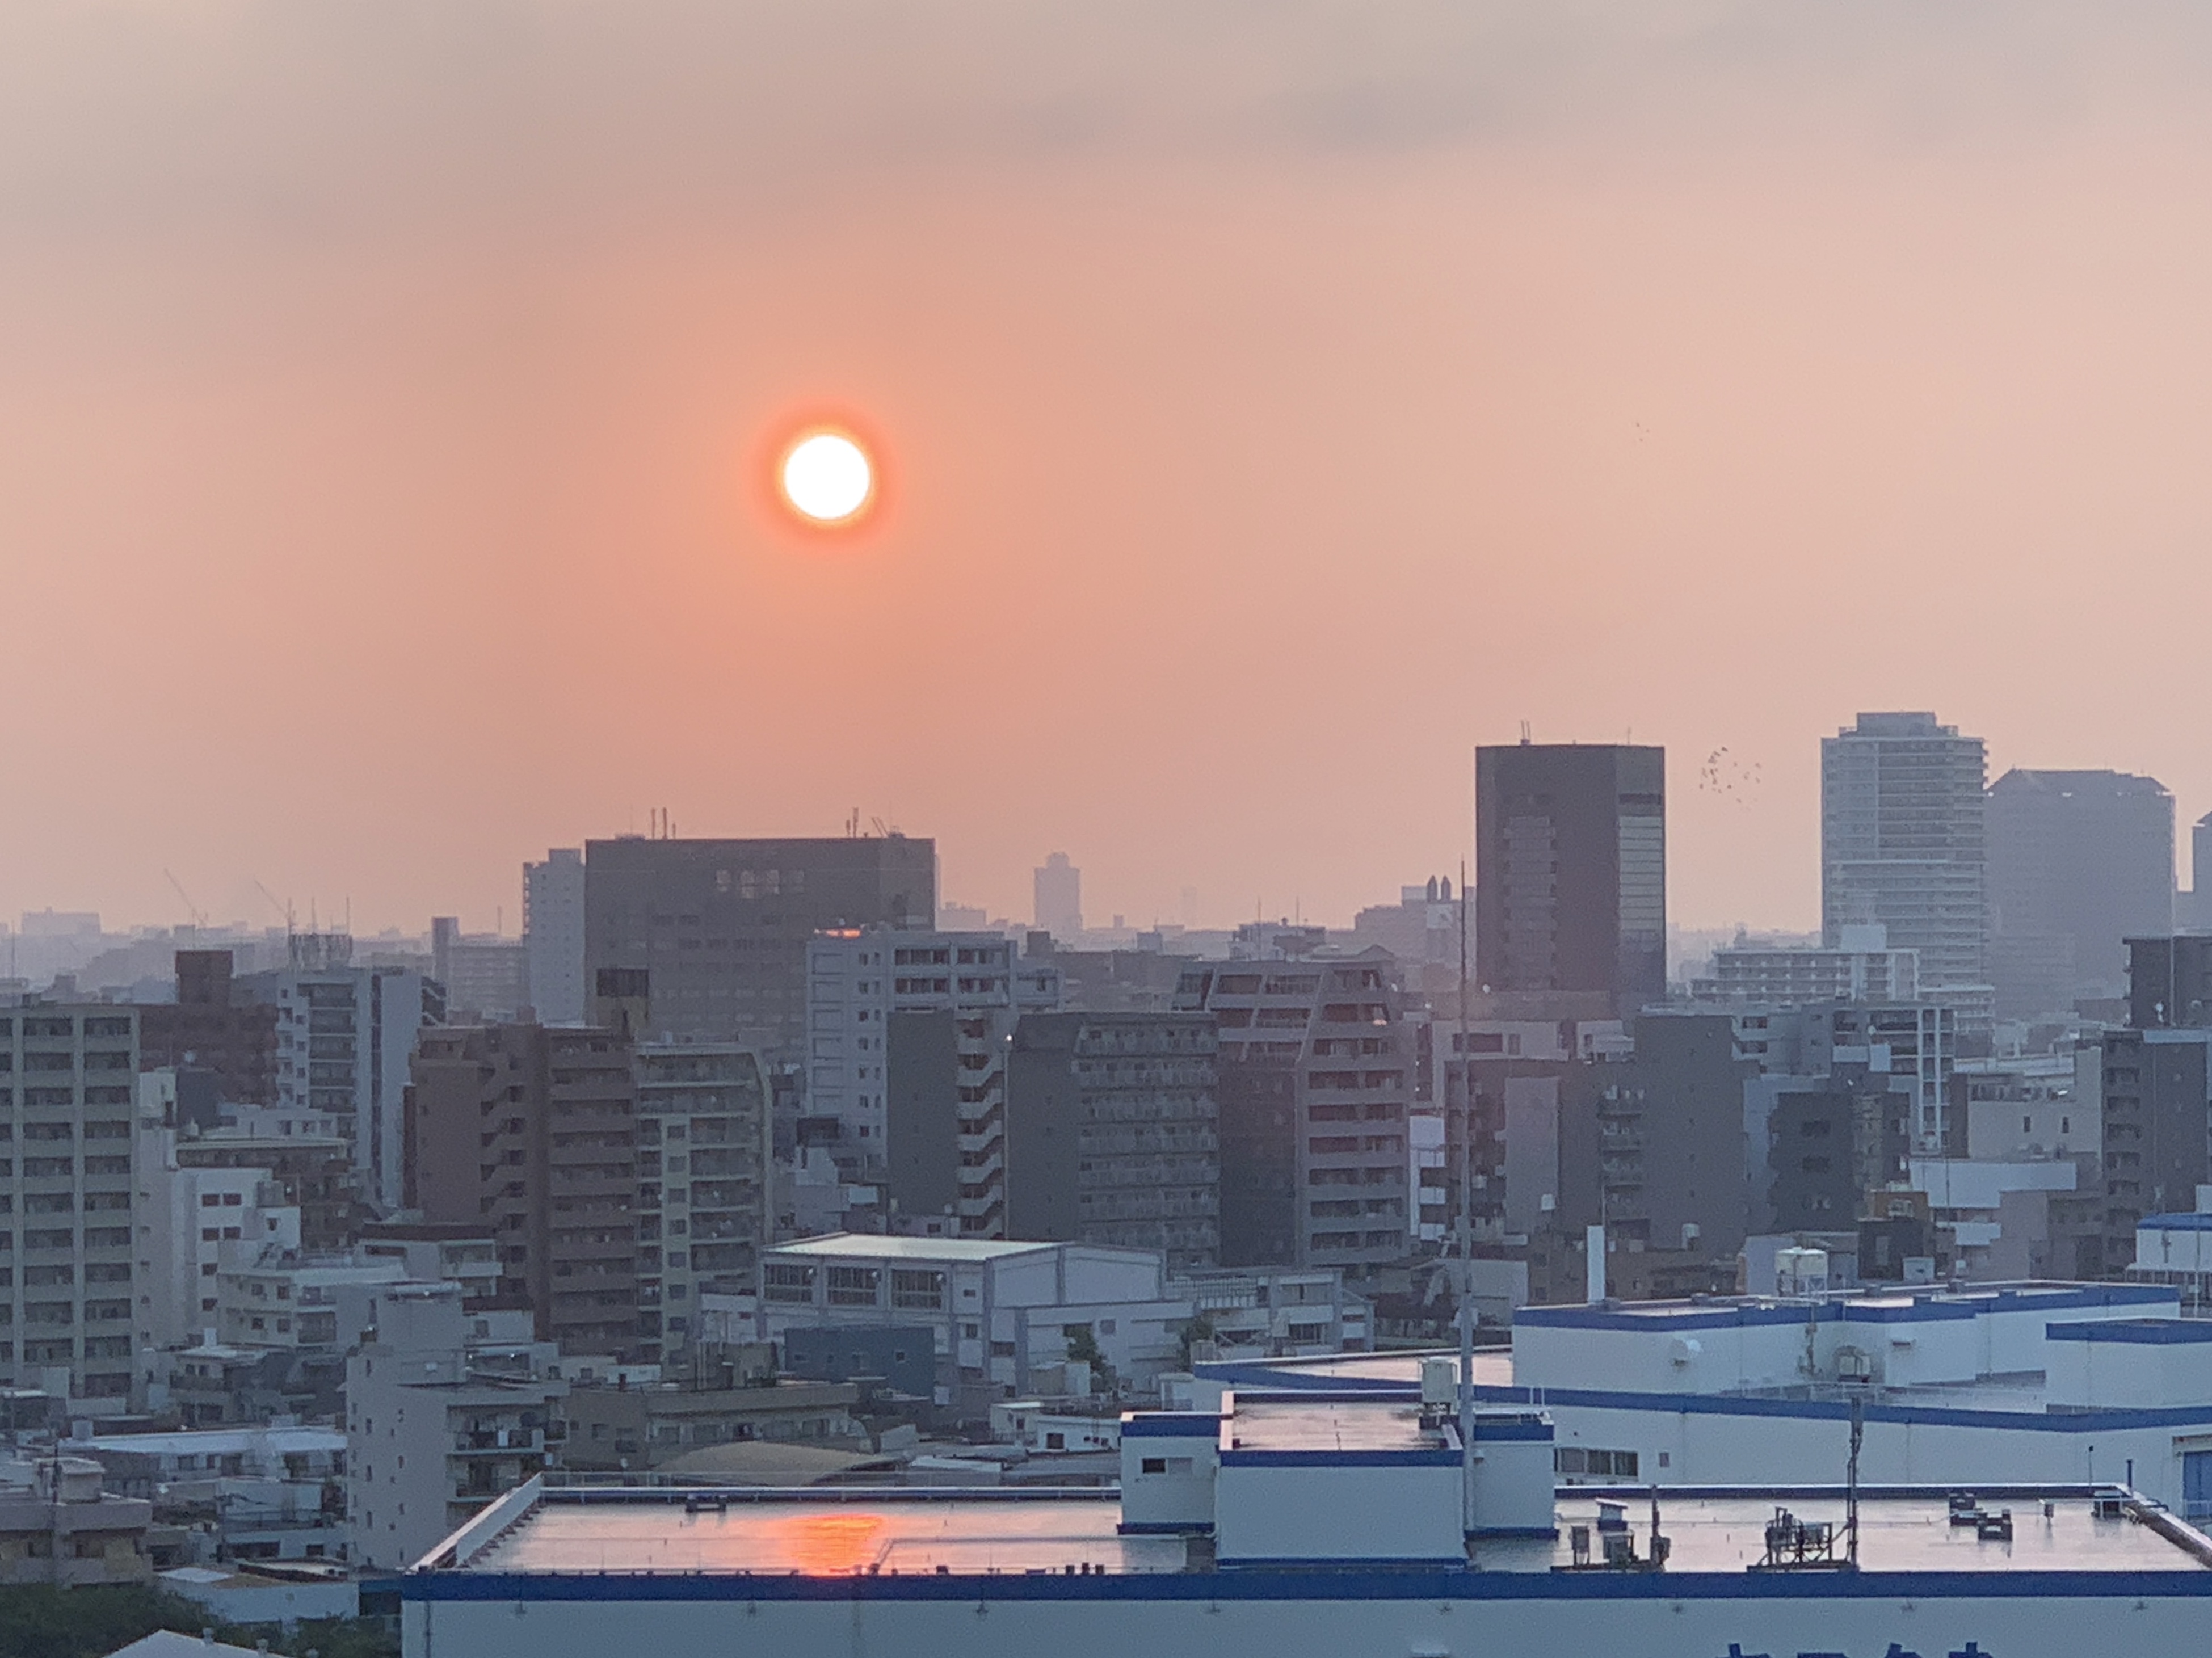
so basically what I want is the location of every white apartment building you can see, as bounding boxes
[1690,923,1920,1006]
[238,935,440,1211]
[523,849,588,1025]
[633,1042,772,1361]
[135,1074,302,1354]
[0,1001,144,1413]
[803,928,1059,1199]
[346,1281,564,1571]
[216,1252,405,1352]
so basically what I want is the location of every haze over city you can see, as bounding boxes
[11,2,2212,933]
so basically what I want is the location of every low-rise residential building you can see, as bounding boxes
[0,1454,153,1584]
[560,1378,867,1471]
[1175,1266,1368,1356]
[344,1281,565,1572]
[215,1251,405,1351]
[759,1235,1189,1417]
[70,1425,346,1563]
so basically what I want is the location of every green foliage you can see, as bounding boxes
[1176,1312,1218,1367]
[0,1585,399,1658]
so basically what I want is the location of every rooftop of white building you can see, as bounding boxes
[768,1232,1158,1265]
[415,1482,2209,1580]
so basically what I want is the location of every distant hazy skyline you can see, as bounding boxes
[5,2,2212,933]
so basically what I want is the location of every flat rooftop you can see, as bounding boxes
[1227,1396,1444,1455]
[768,1234,1092,1264]
[435,1486,2211,1579]
[464,1492,1181,1576]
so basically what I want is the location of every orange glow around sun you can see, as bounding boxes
[770,418,882,533]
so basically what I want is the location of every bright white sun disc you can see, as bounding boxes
[781,432,873,523]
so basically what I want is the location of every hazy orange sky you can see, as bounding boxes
[7,1,2212,936]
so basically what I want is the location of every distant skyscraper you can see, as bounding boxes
[1474,743,1666,1013]
[1033,852,1083,939]
[523,849,587,1025]
[583,834,935,1055]
[1821,713,1988,997]
[2177,813,2212,932]
[1987,768,2173,1019]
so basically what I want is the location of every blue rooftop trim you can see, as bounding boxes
[2140,1214,2212,1232]
[401,1567,2212,1605]
[1512,1282,2176,1335]
[1483,1382,2212,1433]
[2046,1319,2212,1345]
[1121,1414,1225,1438]
[1219,1449,1461,1470]
[1467,1419,1553,1443]
[1190,1361,1410,1392]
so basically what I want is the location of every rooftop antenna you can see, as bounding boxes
[252,880,294,937]
[1846,1393,1864,1568]
[1519,719,1532,745]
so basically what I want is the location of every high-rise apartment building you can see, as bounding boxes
[1174,951,1411,1274]
[406,1022,640,1356]
[1821,712,1988,999]
[1005,1012,1220,1270]
[1987,769,2173,1019]
[1033,853,1083,940]
[238,935,442,1213]
[584,834,935,1054]
[804,929,1060,1226]
[633,1043,771,1362]
[523,849,587,1025]
[1475,743,1666,1014]
[0,1003,142,1412]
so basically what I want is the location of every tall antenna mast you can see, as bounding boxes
[1457,855,1475,1551]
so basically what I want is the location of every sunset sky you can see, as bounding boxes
[7,2,2212,935]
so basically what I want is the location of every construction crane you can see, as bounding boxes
[163,869,208,931]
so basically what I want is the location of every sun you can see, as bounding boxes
[779,428,876,526]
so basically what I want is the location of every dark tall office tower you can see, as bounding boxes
[1987,769,2173,1020]
[406,1022,640,1355]
[1005,1012,1219,1271]
[1821,713,1987,995]
[1475,743,1666,1014]
[583,835,935,1055]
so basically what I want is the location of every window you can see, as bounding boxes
[891,1269,944,1310]
[763,1263,815,1303]
[826,1265,880,1306]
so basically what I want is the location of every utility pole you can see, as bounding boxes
[1457,857,1476,1550]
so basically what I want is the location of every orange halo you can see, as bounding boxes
[758,411,891,539]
